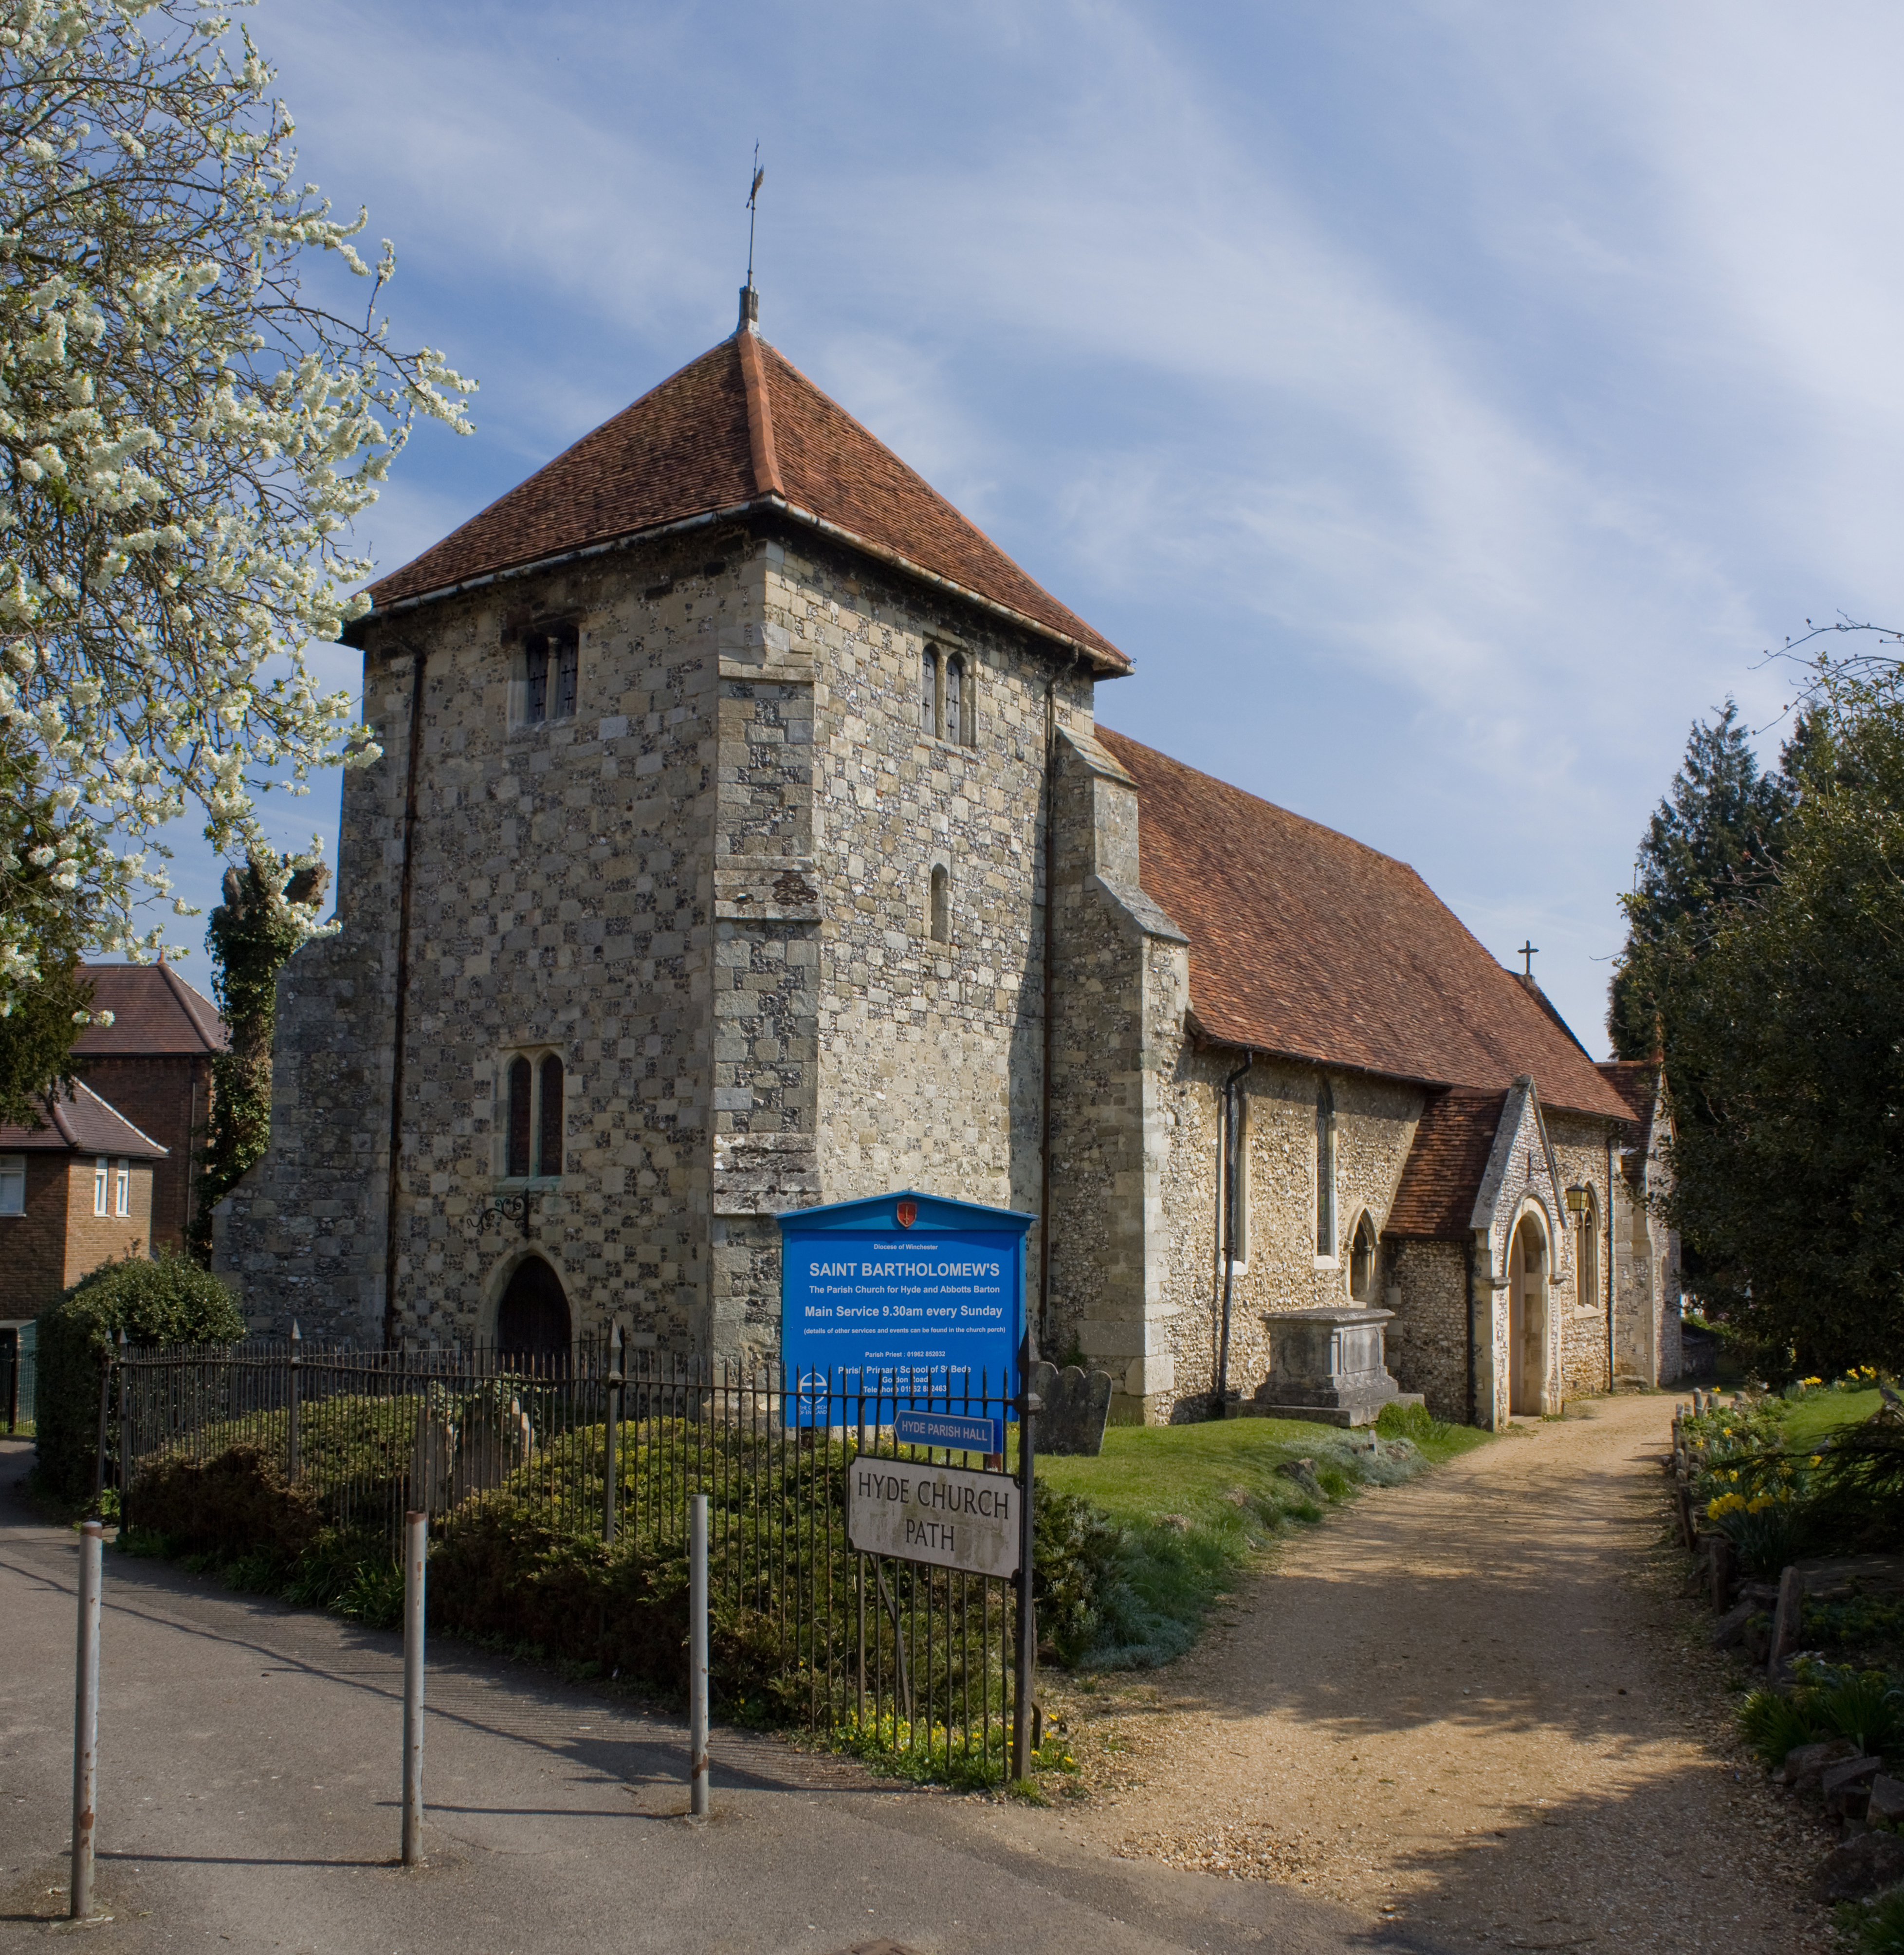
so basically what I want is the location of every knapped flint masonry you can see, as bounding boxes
[213,293,1685,1428]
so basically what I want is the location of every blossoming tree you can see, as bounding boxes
[0,0,474,1111]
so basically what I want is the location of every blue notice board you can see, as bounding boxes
[778,1189,1034,1416]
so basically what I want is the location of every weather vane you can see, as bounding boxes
[746,142,764,291]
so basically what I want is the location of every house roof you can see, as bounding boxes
[363,326,1129,674]
[1098,727,1632,1121]
[0,1080,168,1157]
[72,963,226,1057]
[1385,1089,1508,1239]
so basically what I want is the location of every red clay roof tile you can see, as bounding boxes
[0,1079,168,1156]
[72,964,226,1057]
[1386,1090,1507,1239]
[1098,728,1631,1120]
[366,332,1128,672]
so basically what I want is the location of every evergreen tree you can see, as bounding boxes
[1608,701,1797,1058]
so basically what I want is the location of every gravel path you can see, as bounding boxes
[1046,1394,1838,1952]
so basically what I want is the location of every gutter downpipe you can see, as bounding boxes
[1036,660,1079,1357]
[383,640,426,1347]
[1606,1128,1617,1391]
[1210,1049,1254,1417]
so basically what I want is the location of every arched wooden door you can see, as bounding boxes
[1507,1216,1548,1415]
[495,1257,572,1366]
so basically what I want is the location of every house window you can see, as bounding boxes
[929,864,950,943]
[114,1159,130,1217]
[0,1153,23,1215]
[921,648,939,736]
[523,626,579,726]
[504,1052,565,1179]
[93,1156,109,1217]
[1349,1211,1378,1301]
[1575,1185,1600,1311]
[1315,1083,1336,1257]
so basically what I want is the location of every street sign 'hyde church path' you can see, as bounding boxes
[777,1189,1034,1406]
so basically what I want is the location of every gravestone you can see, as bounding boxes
[1029,1362,1113,1457]
[408,1407,456,1513]
[451,1391,534,1504]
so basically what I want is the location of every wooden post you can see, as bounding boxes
[1769,1564,1805,1676]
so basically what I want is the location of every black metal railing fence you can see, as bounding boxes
[109,1334,1027,1772]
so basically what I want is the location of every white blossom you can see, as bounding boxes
[0,0,475,1007]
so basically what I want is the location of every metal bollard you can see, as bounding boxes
[688,1492,709,1819]
[71,1519,103,1920]
[401,1511,426,1865]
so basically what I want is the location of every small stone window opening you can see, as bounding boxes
[0,1152,23,1216]
[1315,1082,1336,1257]
[538,1054,565,1179]
[92,1155,109,1217]
[114,1159,130,1218]
[1575,1184,1600,1312]
[506,1056,533,1178]
[921,648,940,736]
[524,626,580,726]
[929,864,951,943]
[1349,1211,1378,1301]
[944,652,965,745]
[505,1052,564,1180]
[1226,1092,1251,1269]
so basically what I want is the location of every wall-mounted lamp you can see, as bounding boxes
[1564,1182,1590,1221]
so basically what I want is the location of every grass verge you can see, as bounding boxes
[1036,1400,1491,1672]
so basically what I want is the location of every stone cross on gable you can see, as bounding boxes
[1520,940,1538,978]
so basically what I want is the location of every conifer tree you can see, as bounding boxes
[1607,701,1796,1059]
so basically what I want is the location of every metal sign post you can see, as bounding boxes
[401,1510,426,1866]
[1011,1365,1038,1784]
[70,1518,103,1920]
[688,1493,710,1820]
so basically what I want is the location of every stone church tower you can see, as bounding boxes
[218,296,1683,1424]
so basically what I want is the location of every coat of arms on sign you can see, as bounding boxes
[896,1199,917,1229]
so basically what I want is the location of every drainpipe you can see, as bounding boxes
[383,640,426,1348]
[1209,1049,1254,1417]
[1605,1128,1616,1391]
[1036,657,1080,1359]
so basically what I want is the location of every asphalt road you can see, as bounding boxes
[0,1439,1406,1955]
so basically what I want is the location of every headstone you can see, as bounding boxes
[452,1392,534,1503]
[408,1409,456,1514]
[1028,1362,1113,1457]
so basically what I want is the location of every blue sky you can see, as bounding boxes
[154,0,1904,1056]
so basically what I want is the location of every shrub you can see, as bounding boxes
[36,1252,245,1503]
[128,1442,323,1562]
[1738,1686,1821,1768]
[1812,1666,1904,1760]
[1032,1482,1131,1668]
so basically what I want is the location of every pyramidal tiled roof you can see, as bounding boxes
[1098,727,1632,1121]
[72,962,226,1057]
[366,326,1129,673]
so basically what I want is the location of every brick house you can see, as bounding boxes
[73,963,226,1254]
[0,1081,166,1313]
[214,290,1682,1422]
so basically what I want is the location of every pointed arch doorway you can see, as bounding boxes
[495,1255,572,1367]
[1506,1214,1549,1416]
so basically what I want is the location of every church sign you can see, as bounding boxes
[776,1189,1034,1415]
[846,1456,1021,1577]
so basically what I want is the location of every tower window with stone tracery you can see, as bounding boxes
[523,626,579,726]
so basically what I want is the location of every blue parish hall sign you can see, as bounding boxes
[777,1189,1034,1411]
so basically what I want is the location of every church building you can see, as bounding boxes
[215,292,1683,1427]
